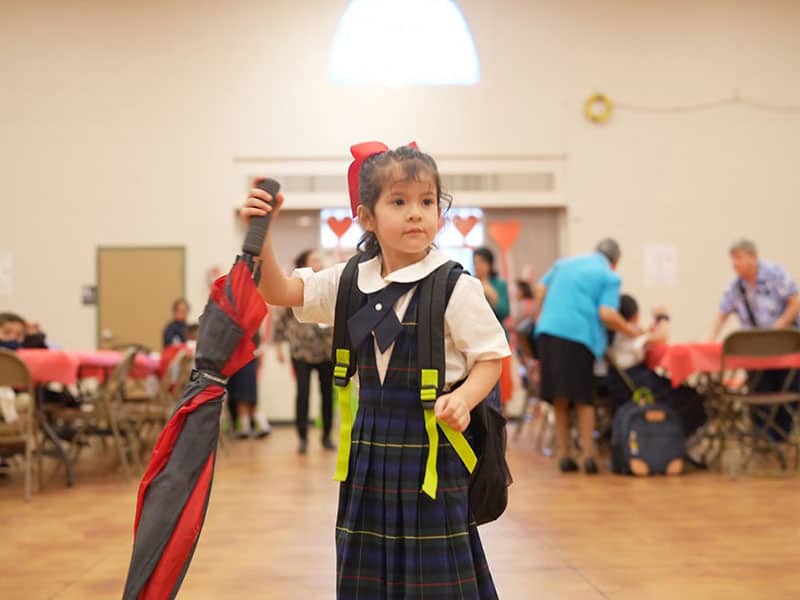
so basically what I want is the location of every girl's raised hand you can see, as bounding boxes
[240,177,285,225]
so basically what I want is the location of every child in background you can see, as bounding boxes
[0,313,26,351]
[607,294,705,437]
[162,298,190,348]
[22,321,48,348]
[229,325,271,440]
[514,279,538,394]
[607,294,669,373]
[0,313,26,427]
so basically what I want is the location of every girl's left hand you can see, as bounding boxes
[434,392,471,432]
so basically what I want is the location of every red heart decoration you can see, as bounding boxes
[488,220,521,251]
[327,216,353,239]
[453,215,479,238]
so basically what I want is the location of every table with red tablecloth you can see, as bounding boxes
[15,349,160,487]
[17,349,81,385]
[17,349,159,385]
[74,350,159,382]
[647,342,800,387]
[644,342,800,472]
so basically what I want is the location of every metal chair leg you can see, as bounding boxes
[24,438,33,501]
[105,402,132,480]
[514,393,534,440]
[37,416,75,488]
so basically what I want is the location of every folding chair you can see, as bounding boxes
[123,349,191,452]
[0,349,40,499]
[50,348,139,479]
[719,329,800,474]
[111,342,152,355]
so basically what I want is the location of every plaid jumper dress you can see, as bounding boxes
[335,271,498,599]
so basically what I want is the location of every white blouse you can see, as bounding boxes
[608,333,649,370]
[292,249,511,387]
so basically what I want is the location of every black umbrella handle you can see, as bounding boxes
[242,178,281,257]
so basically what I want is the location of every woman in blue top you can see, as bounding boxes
[534,239,640,474]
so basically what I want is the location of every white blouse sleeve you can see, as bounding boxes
[291,263,346,326]
[445,275,511,370]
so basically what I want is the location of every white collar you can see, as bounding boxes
[357,248,450,294]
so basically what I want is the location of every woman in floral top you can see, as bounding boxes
[273,249,335,454]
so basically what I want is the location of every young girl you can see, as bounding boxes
[241,143,510,599]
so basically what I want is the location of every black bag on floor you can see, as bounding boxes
[611,388,685,476]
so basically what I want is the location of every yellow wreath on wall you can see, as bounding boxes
[584,93,614,123]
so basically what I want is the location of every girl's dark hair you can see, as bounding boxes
[356,145,452,255]
[294,249,314,269]
[619,294,639,322]
[473,246,498,279]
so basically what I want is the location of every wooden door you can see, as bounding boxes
[97,247,185,351]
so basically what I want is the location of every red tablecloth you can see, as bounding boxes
[73,351,159,381]
[17,349,159,385]
[647,342,800,387]
[17,349,81,385]
[157,343,194,379]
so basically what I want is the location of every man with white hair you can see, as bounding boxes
[709,239,800,339]
[710,238,800,441]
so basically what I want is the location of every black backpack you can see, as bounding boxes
[332,254,512,525]
[610,388,686,476]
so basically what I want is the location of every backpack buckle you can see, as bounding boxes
[420,368,439,410]
[334,348,352,387]
[420,392,437,411]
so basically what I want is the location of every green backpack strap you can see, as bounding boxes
[332,254,367,483]
[417,261,478,500]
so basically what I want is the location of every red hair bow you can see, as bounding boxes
[347,141,418,218]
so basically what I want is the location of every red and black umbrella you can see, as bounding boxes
[123,179,279,600]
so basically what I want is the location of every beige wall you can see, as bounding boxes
[3,0,800,353]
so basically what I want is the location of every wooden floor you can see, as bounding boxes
[2,426,799,599]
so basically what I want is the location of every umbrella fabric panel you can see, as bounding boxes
[124,386,224,599]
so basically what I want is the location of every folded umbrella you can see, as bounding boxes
[123,179,280,600]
